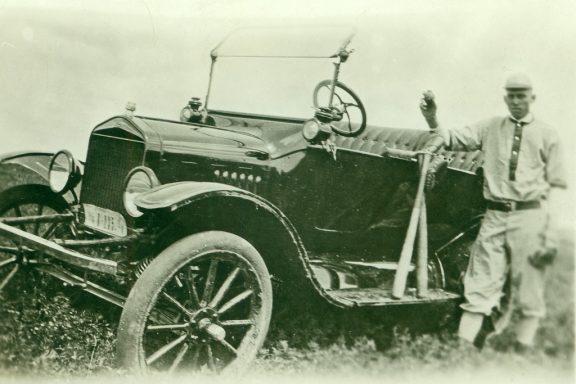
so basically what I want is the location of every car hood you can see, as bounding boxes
[136,117,271,157]
[93,116,277,158]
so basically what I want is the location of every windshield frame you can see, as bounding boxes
[210,26,356,59]
[204,26,357,116]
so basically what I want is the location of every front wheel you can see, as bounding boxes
[117,231,273,375]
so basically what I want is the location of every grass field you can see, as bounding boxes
[0,176,573,383]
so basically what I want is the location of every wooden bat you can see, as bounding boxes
[392,152,431,299]
[416,193,428,297]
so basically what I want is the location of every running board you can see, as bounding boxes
[0,222,117,275]
[344,261,415,271]
[328,288,459,307]
[310,259,415,272]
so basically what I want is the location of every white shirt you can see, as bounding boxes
[442,113,567,202]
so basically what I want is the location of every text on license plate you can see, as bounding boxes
[82,204,127,237]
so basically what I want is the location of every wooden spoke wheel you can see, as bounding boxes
[0,186,69,297]
[117,231,273,375]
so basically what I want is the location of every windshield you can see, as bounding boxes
[212,26,356,59]
[207,26,357,119]
[209,59,336,118]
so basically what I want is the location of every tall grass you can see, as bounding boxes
[254,229,574,380]
[0,171,573,380]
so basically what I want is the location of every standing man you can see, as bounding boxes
[419,74,567,351]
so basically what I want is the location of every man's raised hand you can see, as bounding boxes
[420,90,438,128]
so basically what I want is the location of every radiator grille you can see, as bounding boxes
[80,134,145,214]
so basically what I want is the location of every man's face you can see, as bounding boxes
[504,89,535,119]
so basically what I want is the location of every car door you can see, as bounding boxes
[313,149,417,232]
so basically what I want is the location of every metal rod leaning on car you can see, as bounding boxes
[392,152,432,299]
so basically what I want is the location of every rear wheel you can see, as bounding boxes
[117,231,273,375]
[0,185,69,298]
[435,233,477,294]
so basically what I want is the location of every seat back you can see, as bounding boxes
[333,126,483,174]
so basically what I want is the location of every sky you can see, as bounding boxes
[1,0,574,152]
[0,0,575,221]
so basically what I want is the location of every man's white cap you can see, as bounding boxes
[504,73,533,90]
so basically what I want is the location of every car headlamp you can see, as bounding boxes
[123,167,160,217]
[302,118,331,143]
[48,150,82,194]
[180,97,204,122]
[180,106,193,122]
[180,106,204,123]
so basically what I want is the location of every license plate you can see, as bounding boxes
[82,204,127,237]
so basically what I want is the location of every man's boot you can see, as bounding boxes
[458,311,484,349]
[513,315,539,354]
[473,315,495,349]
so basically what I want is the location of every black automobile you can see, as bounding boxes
[0,27,484,374]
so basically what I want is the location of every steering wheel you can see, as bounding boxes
[312,80,367,137]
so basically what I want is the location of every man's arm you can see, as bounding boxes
[419,90,485,152]
[543,188,563,247]
[542,130,568,248]
[530,187,563,269]
[529,129,568,269]
[420,91,450,145]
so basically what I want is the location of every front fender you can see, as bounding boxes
[0,151,54,194]
[134,181,241,212]
[134,181,348,308]
[0,151,80,203]
[0,151,54,182]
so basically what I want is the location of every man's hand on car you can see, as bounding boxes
[419,134,445,155]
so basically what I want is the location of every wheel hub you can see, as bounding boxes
[197,318,226,341]
[189,307,226,341]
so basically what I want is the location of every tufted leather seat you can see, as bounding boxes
[333,125,484,174]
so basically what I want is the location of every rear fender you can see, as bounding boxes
[135,181,345,308]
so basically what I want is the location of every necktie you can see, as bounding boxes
[508,118,527,181]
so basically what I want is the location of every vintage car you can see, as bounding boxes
[0,27,484,373]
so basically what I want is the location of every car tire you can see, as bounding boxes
[117,230,273,375]
[0,185,69,296]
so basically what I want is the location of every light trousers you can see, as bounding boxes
[461,208,548,320]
